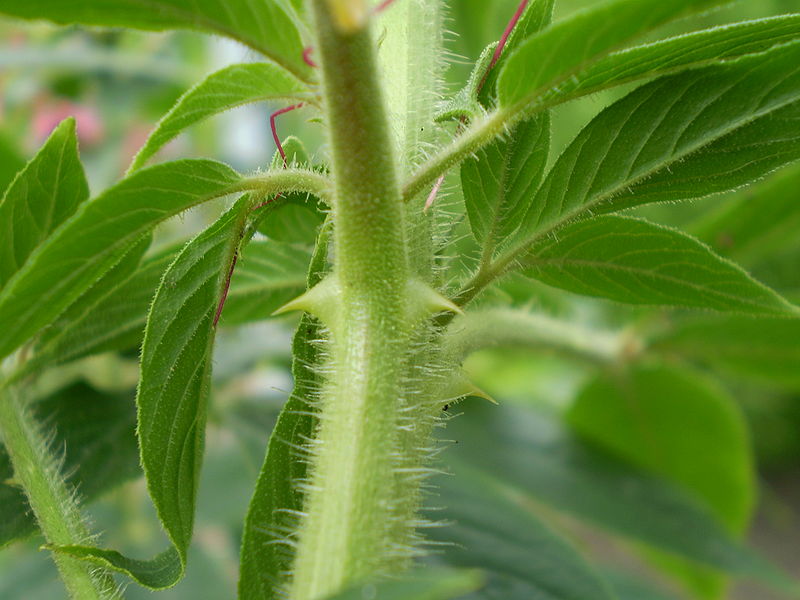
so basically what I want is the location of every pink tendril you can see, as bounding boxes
[374,0,399,13]
[426,0,529,211]
[270,103,304,165]
[424,174,445,212]
[477,0,530,95]
[303,46,318,68]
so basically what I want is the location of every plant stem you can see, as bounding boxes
[0,387,115,599]
[289,2,411,598]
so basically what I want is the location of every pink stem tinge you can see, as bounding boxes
[270,103,305,165]
[476,0,530,95]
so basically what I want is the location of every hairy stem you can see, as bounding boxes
[0,387,116,599]
[289,1,411,598]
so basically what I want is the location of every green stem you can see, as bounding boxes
[0,387,116,599]
[442,308,630,365]
[289,2,412,598]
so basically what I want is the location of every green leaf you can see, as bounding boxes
[1,382,139,547]
[522,216,797,315]
[568,364,755,532]
[567,365,758,598]
[691,162,800,267]
[129,63,311,172]
[652,316,800,389]
[508,41,800,251]
[222,240,309,325]
[477,0,555,105]
[0,131,25,195]
[497,0,730,108]
[461,114,549,251]
[542,14,800,110]
[323,569,482,600]
[16,239,167,378]
[444,402,786,588]
[238,224,330,599]
[54,200,250,588]
[0,118,88,289]
[13,238,309,378]
[427,462,616,600]
[0,159,242,361]
[0,0,311,81]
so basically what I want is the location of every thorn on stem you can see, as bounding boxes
[374,0,399,14]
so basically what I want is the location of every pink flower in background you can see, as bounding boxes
[33,98,105,147]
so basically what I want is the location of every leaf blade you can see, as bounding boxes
[0,159,241,361]
[497,0,730,108]
[508,41,800,251]
[0,118,88,290]
[523,216,797,315]
[54,200,249,588]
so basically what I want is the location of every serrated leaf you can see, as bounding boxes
[238,224,330,599]
[540,14,800,110]
[0,159,242,361]
[497,0,730,108]
[444,402,788,589]
[461,114,549,250]
[53,200,249,588]
[0,0,311,81]
[323,568,482,600]
[0,118,88,289]
[652,316,800,389]
[508,42,800,251]
[427,462,616,600]
[523,216,797,315]
[15,239,167,378]
[691,162,800,267]
[0,382,139,547]
[130,63,311,172]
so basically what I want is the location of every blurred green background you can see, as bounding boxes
[1,1,799,598]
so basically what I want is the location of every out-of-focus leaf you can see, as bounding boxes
[427,462,616,600]
[443,402,788,589]
[0,159,243,361]
[568,364,755,532]
[652,316,800,389]
[522,216,796,315]
[238,224,330,599]
[692,163,800,267]
[497,0,730,107]
[505,42,800,252]
[130,63,311,172]
[0,118,88,289]
[0,382,139,547]
[54,201,250,589]
[0,0,311,81]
